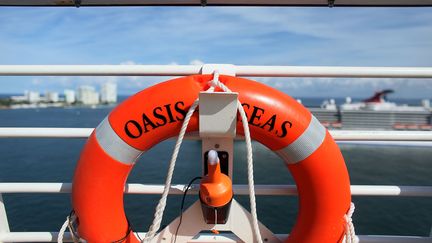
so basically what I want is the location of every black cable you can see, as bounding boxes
[173,176,202,243]
[108,216,143,242]
[129,220,143,242]
[67,210,80,241]
[111,218,132,243]
[68,210,141,242]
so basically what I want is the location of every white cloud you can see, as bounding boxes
[120,60,138,65]
[190,59,204,65]
[254,77,432,98]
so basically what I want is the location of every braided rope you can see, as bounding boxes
[209,74,263,243]
[57,216,69,243]
[58,213,79,243]
[143,98,200,242]
[343,202,359,243]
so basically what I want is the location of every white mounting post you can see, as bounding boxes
[200,64,237,179]
[0,193,10,243]
[199,92,238,178]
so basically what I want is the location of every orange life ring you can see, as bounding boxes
[72,74,351,243]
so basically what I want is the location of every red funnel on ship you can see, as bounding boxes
[363,89,394,103]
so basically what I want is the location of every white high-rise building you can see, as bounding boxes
[64,89,76,104]
[26,91,40,103]
[46,91,59,103]
[77,85,99,105]
[101,82,117,104]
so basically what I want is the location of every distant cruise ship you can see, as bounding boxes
[310,90,432,130]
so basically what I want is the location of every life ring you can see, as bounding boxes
[72,74,351,243]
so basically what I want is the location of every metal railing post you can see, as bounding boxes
[0,193,10,243]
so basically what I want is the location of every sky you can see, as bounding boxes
[0,6,431,98]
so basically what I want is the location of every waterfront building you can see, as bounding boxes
[26,91,40,103]
[77,85,99,105]
[64,89,76,104]
[101,82,117,103]
[45,91,59,103]
[10,94,27,102]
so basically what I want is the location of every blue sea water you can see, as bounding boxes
[0,100,431,239]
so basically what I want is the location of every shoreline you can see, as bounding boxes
[0,102,117,110]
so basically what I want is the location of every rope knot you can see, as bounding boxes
[207,71,221,90]
[207,71,232,93]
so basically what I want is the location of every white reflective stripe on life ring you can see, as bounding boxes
[95,117,144,165]
[276,115,326,164]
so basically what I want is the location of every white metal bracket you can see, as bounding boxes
[199,92,238,179]
[199,64,237,179]
[199,64,238,179]
[199,92,238,138]
[152,199,281,243]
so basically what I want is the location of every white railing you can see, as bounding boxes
[1,64,431,242]
[1,128,432,148]
[1,183,432,197]
[0,183,431,243]
[0,128,432,141]
[1,65,432,78]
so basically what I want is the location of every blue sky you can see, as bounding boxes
[0,7,431,98]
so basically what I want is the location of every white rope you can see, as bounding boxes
[343,202,359,243]
[208,73,263,243]
[143,72,262,243]
[143,97,200,242]
[58,214,79,243]
[58,217,69,243]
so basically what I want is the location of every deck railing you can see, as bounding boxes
[1,64,432,78]
[0,64,431,242]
